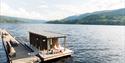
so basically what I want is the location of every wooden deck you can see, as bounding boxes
[39,49,72,61]
[1,29,40,63]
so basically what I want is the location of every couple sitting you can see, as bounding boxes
[51,44,64,54]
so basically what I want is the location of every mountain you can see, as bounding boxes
[47,8,125,25]
[0,15,46,23]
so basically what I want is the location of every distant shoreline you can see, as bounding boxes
[46,23,125,26]
[0,22,125,26]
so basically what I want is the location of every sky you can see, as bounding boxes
[0,0,124,20]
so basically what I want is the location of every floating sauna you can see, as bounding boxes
[29,31,73,61]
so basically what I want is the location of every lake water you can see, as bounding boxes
[0,23,125,63]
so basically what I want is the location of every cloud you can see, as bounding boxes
[51,0,124,19]
[57,5,90,15]
[0,2,45,19]
[38,5,48,8]
[87,0,124,10]
[0,0,124,20]
[57,0,124,14]
[0,2,10,15]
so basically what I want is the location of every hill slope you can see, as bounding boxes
[0,15,45,23]
[47,8,125,25]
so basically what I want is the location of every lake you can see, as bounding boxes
[0,23,125,63]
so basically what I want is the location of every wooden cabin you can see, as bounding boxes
[29,31,73,61]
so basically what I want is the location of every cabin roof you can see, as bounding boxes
[29,31,66,38]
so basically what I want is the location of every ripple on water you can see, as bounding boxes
[0,24,124,63]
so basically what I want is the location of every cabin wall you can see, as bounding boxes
[29,32,47,50]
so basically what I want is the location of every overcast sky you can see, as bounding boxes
[0,0,124,20]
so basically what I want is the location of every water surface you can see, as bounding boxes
[0,24,125,63]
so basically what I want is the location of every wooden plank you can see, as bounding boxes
[29,31,66,38]
[39,49,72,61]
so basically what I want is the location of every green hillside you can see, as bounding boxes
[0,16,23,23]
[47,8,125,25]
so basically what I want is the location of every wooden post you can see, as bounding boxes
[29,33,31,47]
[40,40,42,50]
[64,37,66,51]
[47,39,49,54]
[1,32,3,41]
